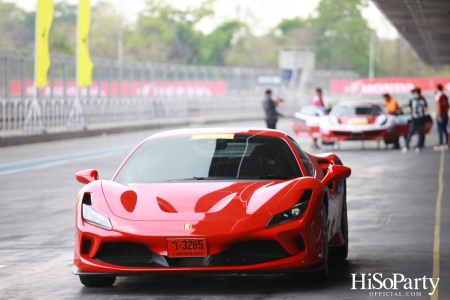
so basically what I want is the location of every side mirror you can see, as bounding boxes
[322,165,351,187]
[76,169,99,184]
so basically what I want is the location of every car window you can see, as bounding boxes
[288,137,315,177]
[115,135,302,183]
[331,104,383,117]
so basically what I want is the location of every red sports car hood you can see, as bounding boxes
[338,116,377,125]
[101,180,301,221]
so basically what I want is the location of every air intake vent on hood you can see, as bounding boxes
[157,197,178,213]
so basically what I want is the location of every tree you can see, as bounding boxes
[195,20,247,65]
[49,2,77,55]
[225,33,279,68]
[89,2,124,59]
[277,17,306,36]
[0,1,34,50]
[313,0,373,75]
[126,0,214,64]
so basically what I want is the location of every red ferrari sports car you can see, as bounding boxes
[73,128,351,286]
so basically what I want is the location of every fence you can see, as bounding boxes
[0,49,361,136]
[0,49,281,99]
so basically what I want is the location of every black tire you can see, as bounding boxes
[331,181,348,261]
[79,275,116,287]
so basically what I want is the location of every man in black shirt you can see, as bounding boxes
[262,89,282,129]
[402,88,428,153]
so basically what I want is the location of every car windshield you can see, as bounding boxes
[115,134,302,183]
[331,105,383,117]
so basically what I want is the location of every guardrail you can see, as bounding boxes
[0,96,272,137]
[1,49,362,138]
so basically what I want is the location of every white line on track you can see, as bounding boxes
[0,145,134,176]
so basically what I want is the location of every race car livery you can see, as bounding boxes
[292,102,433,145]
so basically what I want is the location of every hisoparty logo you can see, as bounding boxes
[351,273,439,296]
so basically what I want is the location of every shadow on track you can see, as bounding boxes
[77,260,357,298]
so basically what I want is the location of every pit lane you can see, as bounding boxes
[0,119,448,299]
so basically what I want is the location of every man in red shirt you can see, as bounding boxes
[311,88,326,149]
[433,84,449,150]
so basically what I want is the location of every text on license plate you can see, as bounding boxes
[167,239,207,257]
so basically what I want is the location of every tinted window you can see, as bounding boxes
[288,137,315,177]
[331,104,383,117]
[115,135,302,183]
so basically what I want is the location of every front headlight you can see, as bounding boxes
[266,190,312,228]
[82,204,113,230]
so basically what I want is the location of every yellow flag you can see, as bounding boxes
[77,0,94,87]
[36,0,54,88]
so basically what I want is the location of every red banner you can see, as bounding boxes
[9,80,227,97]
[330,78,450,95]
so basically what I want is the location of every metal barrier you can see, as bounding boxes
[0,49,361,137]
[0,96,271,136]
[0,49,279,100]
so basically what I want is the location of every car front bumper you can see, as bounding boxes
[74,211,324,274]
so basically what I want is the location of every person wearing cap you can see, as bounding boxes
[433,84,449,151]
[402,88,428,153]
[262,89,283,129]
[311,88,326,149]
[382,93,402,115]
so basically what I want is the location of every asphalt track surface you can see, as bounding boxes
[0,118,448,300]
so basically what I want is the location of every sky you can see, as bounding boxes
[13,0,398,39]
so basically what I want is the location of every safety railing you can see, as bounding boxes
[0,96,273,136]
[0,49,362,137]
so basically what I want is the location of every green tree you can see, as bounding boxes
[89,2,124,59]
[48,1,77,55]
[0,1,34,50]
[313,0,373,75]
[277,17,306,36]
[195,20,247,65]
[225,33,279,68]
[126,0,214,63]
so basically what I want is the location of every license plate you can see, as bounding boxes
[167,239,207,257]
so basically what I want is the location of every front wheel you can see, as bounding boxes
[79,275,116,287]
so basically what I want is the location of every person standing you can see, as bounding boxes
[402,88,428,153]
[311,88,326,148]
[433,84,449,150]
[262,89,282,129]
[382,93,402,149]
[382,93,402,115]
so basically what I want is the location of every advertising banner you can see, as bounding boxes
[9,81,227,97]
[330,78,450,95]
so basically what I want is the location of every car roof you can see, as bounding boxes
[145,127,288,141]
